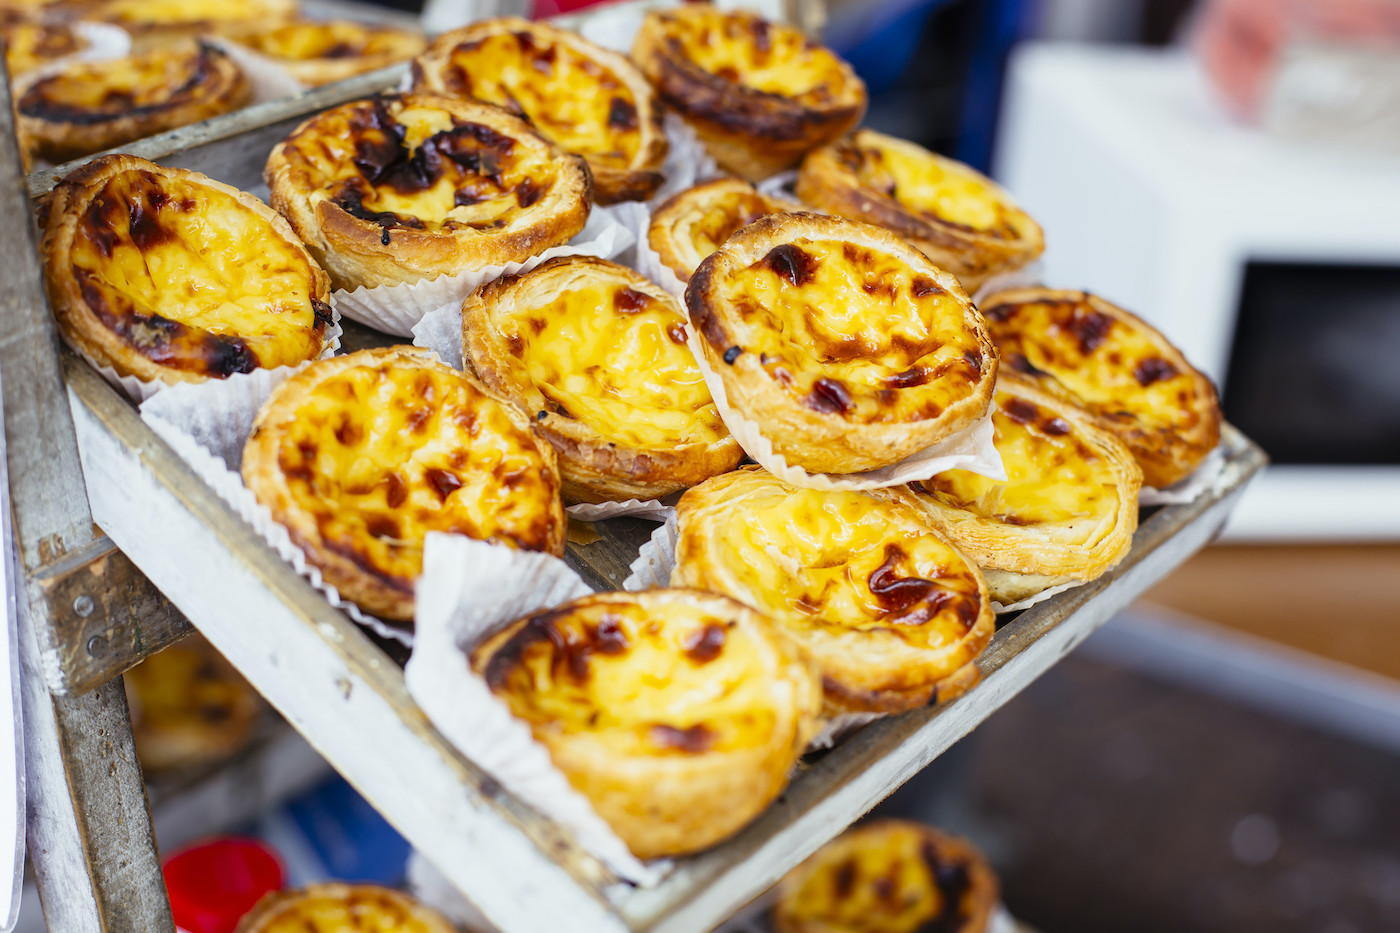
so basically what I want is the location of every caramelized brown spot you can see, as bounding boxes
[761,243,817,287]
[515,177,543,208]
[366,514,401,539]
[649,723,715,754]
[612,287,651,314]
[963,349,983,374]
[1003,398,1039,425]
[805,377,853,415]
[607,96,637,130]
[1004,352,1045,377]
[911,276,943,298]
[1134,356,1178,386]
[833,859,858,899]
[868,545,946,615]
[681,623,726,664]
[885,366,930,389]
[1042,417,1071,436]
[666,322,688,345]
[1067,308,1113,354]
[334,417,362,447]
[424,467,462,502]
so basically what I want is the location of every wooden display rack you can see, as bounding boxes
[2,3,1267,931]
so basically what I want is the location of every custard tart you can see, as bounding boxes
[687,212,997,475]
[773,820,1000,933]
[649,177,800,284]
[472,587,821,859]
[463,255,741,503]
[230,19,426,88]
[632,4,866,181]
[674,467,992,714]
[91,0,297,44]
[982,288,1222,488]
[4,21,86,77]
[17,40,250,165]
[412,17,666,205]
[242,346,565,623]
[903,374,1142,606]
[266,92,591,291]
[797,129,1045,294]
[41,154,332,385]
[235,883,457,933]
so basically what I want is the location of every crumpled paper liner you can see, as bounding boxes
[989,580,1082,615]
[687,327,1006,491]
[755,169,800,203]
[336,204,634,337]
[611,200,688,297]
[67,308,342,404]
[206,36,308,103]
[1139,446,1227,506]
[566,500,675,522]
[649,112,722,207]
[404,532,665,885]
[138,361,411,646]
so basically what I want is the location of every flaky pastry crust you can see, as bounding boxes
[687,211,997,474]
[40,154,332,385]
[463,255,741,503]
[899,374,1142,605]
[797,129,1045,294]
[413,17,667,205]
[632,4,865,181]
[266,92,591,291]
[674,467,993,714]
[982,288,1222,488]
[774,820,1000,933]
[17,40,250,165]
[474,587,822,859]
[235,883,457,933]
[230,19,427,88]
[649,176,800,283]
[242,346,565,624]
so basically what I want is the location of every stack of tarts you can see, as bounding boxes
[34,2,1227,871]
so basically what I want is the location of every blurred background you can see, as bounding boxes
[15,1,1399,931]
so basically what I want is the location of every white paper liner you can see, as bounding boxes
[611,199,689,297]
[1139,445,1228,506]
[687,327,1005,491]
[755,169,800,203]
[207,36,308,103]
[566,500,675,522]
[650,112,722,208]
[808,712,883,751]
[339,206,634,337]
[137,363,411,646]
[622,512,679,592]
[405,532,665,885]
[65,308,342,405]
[989,580,1083,615]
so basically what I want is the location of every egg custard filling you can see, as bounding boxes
[654,6,851,106]
[650,178,795,282]
[422,28,643,171]
[57,164,329,378]
[982,291,1219,488]
[99,0,295,29]
[774,821,998,933]
[4,22,85,77]
[19,41,235,127]
[238,884,456,933]
[473,588,820,858]
[243,348,562,621]
[675,469,992,713]
[235,20,426,85]
[711,237,987,425]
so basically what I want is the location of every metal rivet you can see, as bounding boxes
[86,635,106,656]
[73,595,94,617]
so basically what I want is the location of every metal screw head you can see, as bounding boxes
[73,595,95,618]
[86,635,106,656]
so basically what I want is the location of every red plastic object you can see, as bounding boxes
[532,0,618,17]
[163,838,285,933]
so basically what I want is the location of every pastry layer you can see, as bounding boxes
[266,92,590,289]
[981,288,1222,488]
[463,255,740,502]
[233,883,457,933]
[797,128,1044,294]
[687,212,997,474]
[242,346,564,623]
[649,177,799,283]
[413,17,666,204]
[474,588,821,859]
[41,154,331,384]
[674,467,993,713]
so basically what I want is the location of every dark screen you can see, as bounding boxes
[1224,260,1400,465]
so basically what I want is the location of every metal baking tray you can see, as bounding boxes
[33,9,1267,933]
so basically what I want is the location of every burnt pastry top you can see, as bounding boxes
[649,177,800,283]
[773,820,1000,933]
[266,92,591,289]
[412,17,665,203]
[241,346,565,623]
[981,288,1221,488]
[231,19,427,87]
[41,154,331,383]
[674,467,993,713]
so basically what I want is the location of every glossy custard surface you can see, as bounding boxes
[480,595,785,757]
[4,23,85,76]
[685,473,983,650]
[69,169,326,375]
[658,7,849,105]
[251,890,445,933]
[20,44,213,123]
[715,238,985,424]
[286,98,559,233]
[103,0,287,26]
[275,361,559,589]
[920,389,1114,527]
[436,30,641,168]
[984,295,1207,433]
[489,275,725,449]
[244,20,417,62]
